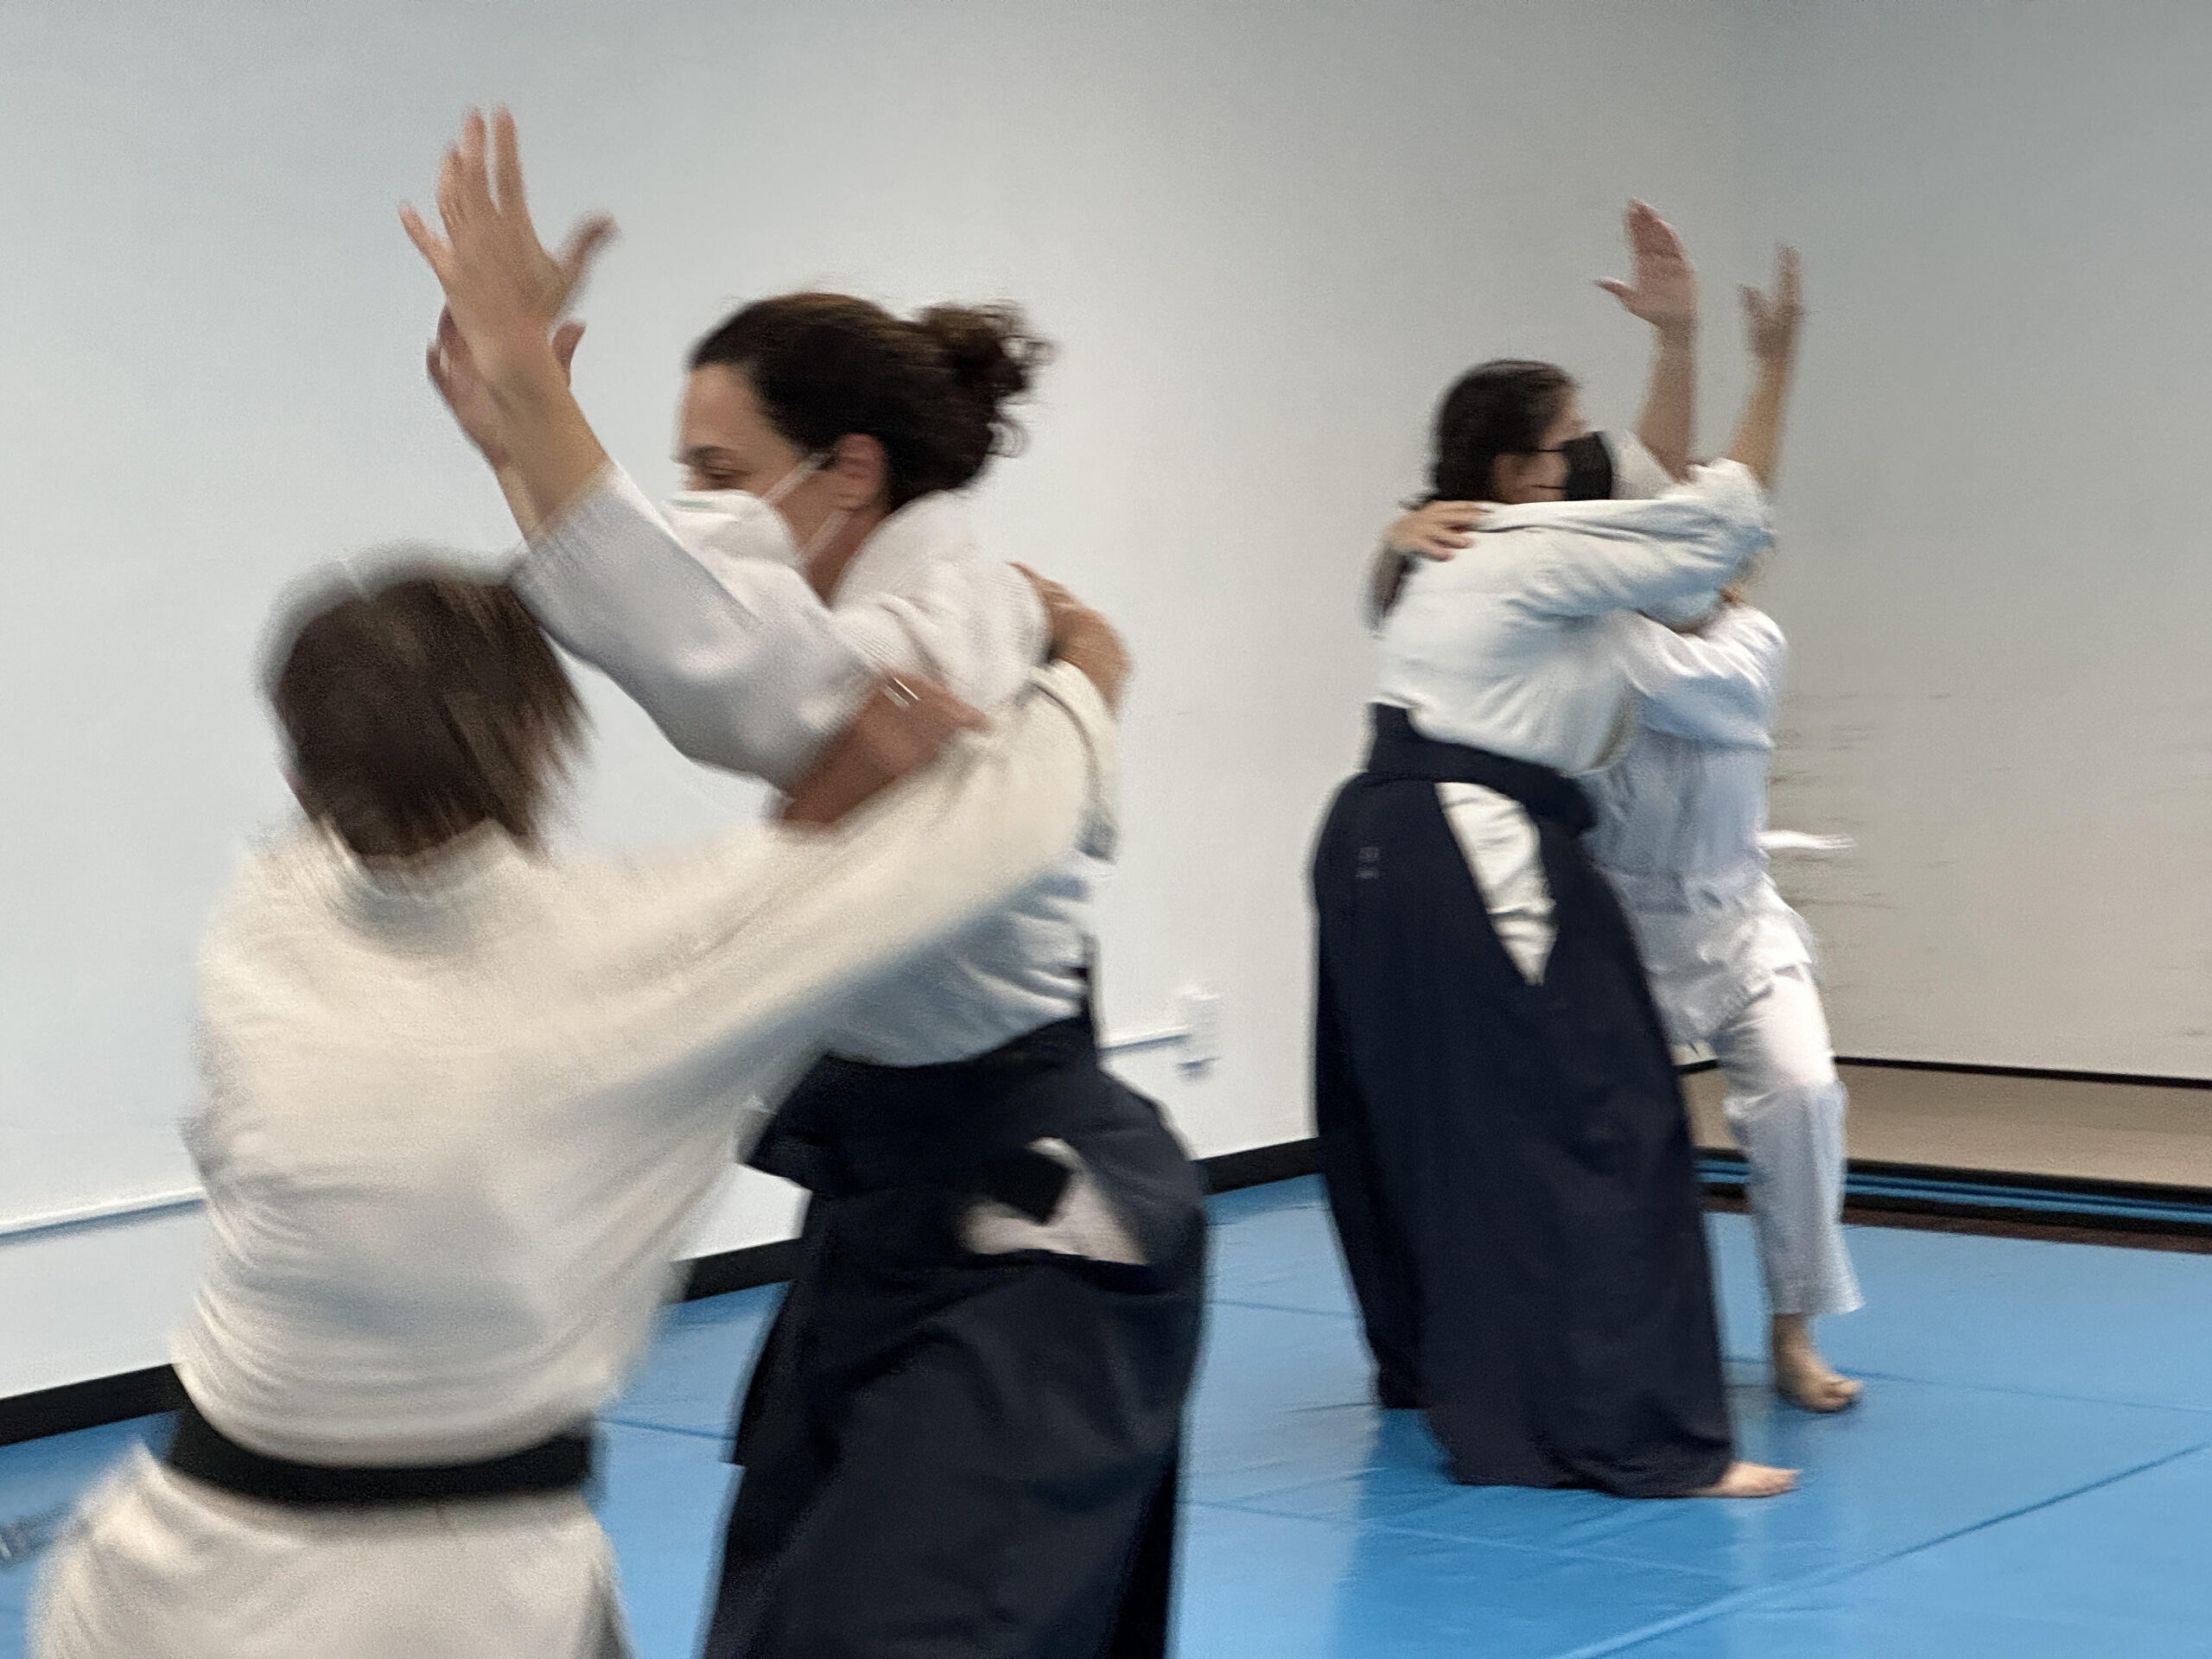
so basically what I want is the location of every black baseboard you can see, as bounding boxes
[0,1365,179,1451]
[678,1238,801,1303]
[1834,1056,2212,1091]
[1198,1139,1323,1192]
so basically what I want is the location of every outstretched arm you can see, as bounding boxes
[1499,464,1773,619]
[1723,246,1804,491]
[1598,201,1699,482]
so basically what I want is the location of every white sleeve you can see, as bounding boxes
[1496,460,1772,621]
[1608,431,1680,499]
[634,662,1116,1082]
[1612,606,1787,746]
[512,466,875,793]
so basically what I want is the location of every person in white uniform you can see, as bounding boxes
[29,556,1132,1659]
[408,111,1204,1657]
[1312,201,1795,1499]
[1383,246,1865,1413]
[1588,597,1864,1412]
[1583,251,1863,1411]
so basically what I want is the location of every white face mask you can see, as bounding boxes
[664,453,846,571]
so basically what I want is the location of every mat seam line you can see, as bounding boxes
[598,1414,728,1444]
[1538,1434,2212,1658]
[1230,1424,2212,1587]
[1179,1492,1743,1586]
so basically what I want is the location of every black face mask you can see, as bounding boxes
[1560,432,1615,501]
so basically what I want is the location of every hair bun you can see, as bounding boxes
[694,293,1054,500]
[915,303,1053,434]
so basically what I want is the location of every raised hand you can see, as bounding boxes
[1597,200,1698,338]
[1742,245,1804,364]
[427,308,586,467]
[400,108,615,378]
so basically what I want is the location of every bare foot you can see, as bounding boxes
[1772,1314,1863,1414]
[1690,1460,1796,1498]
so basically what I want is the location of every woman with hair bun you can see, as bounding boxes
[410,111,1204,1659]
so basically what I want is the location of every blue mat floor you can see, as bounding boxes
[9,1175,2212,1656]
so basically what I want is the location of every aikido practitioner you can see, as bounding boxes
[410,110,1205,1656]
[1312,207,1793,1497]
[30,557,1134,1658]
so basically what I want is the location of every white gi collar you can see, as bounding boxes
[827,492,977,603]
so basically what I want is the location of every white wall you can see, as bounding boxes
[1724,0,2212,1077]
[1,0,1827,1399]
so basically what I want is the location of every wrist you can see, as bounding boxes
[479,334,568,404]
[1653,321,1699,350]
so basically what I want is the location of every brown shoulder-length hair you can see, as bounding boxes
[264,560,585,859]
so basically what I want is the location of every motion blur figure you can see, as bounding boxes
[28,560,1129,1659]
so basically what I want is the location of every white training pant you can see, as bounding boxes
[30,1448,632,1659]
[1706,962,1863,1319]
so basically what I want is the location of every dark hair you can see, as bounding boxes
[267,563,584,859]
[1427,359,1577,502]
[690,293,1053,508]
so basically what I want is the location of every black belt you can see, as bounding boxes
[164,1395,594,1507]
[1363,704,1595,834]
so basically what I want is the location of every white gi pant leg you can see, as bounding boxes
[1706,963,1862,1319]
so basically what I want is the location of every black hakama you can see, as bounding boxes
[702,1012,1206,1659]
[1311,705,1733,1497]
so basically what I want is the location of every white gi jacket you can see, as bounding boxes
[1373,460,1772,981]
[1375,459,1772,775]
[1584,604,1816,1046]
[30,663,1117,1659]
[518,469,1096,1066]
